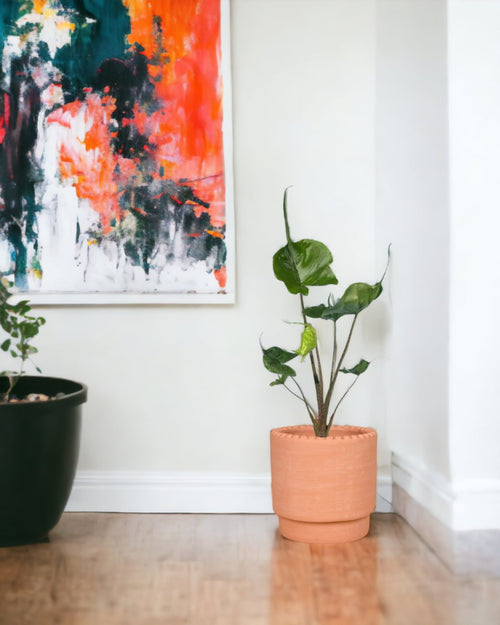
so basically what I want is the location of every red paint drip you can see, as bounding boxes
[0,93,10,144]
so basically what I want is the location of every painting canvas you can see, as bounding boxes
[0,0,233,303]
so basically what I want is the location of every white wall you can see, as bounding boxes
[378,0,500,531]
[28,0,387,510]
[447,0,500,528]
[376,0,451,481]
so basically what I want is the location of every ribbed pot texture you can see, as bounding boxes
[0,376,87,547]
[270,425,377,544]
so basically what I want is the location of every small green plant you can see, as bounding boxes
[261,188,389,437]
[0,275,45,402]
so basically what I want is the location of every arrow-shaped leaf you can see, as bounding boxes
[273,188,338,295]
[321,281,383,320]
[306,246,390,321]
[340,359,370,375]
[262,345,298,385]
[303,304,328,318]
[270,375,288,387]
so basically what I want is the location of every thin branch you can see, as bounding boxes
[326,375,360,432]
[282,383,306,403]
[284,378,316,424]
[324,314,358,410]
[289,377,316,415]
[380,244,392,283]
[302,295,324,389]
[336,314,358,375]
[330,320,338,386]
[299,293,324,415]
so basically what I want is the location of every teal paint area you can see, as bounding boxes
[55,0,132,93]
[0,0,22,67]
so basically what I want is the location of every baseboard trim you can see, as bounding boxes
[392,452,500,531]
[66,472,273,513]
[66,471,392,514]
[393,483,500,576]
[392,452,454,527]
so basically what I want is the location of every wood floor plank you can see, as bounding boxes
[0,513,499,624]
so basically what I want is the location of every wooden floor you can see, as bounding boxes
[0,513,499,625]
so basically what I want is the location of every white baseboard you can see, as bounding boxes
[392,452,455,527]
[66,471,392,514]
[66,472,273,513]
[392,483,500,576]
[392,452,500,531]
[376,471,393,512]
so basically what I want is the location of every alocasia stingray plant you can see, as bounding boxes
[262,188,389,437]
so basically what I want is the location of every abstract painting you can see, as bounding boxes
[0,0,233,303]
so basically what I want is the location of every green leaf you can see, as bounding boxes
[0,274,45,386]
[295,323,317,361]
[340,359,370,375]
[270,376,287,387]
[262,345,298,384]
[19,321,41,338]
[272,188,338,295]
[273,240,338,295]
[321,282,383,321]
[307,247,391,321]
[303,304,328,318]
[13,300,31,314]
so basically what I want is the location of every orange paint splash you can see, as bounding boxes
[33,0,47,13]
[205,229,223,239]
[48,93,122,232]
[123,0,225,225]
[213,266,226,288]
[44,0,227,281]
[56,20,75,32]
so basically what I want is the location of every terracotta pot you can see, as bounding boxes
[270,424,377,544]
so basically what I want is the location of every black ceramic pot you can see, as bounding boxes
[0,376,87,547]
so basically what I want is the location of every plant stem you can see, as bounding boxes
[282,383,306,404]
[330,320,338,387]
[333,314,358,384]
[299,292,324,426]
[3,375,17,403]
[286,378,316,424]
[290,377,315,413]
[324,314,358,420]
[326,375,360,433]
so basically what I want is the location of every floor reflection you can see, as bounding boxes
[1,513,499,624]
[269,526,381,625]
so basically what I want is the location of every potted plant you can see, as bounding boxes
[0,275,87,547]
[262,188,389,544]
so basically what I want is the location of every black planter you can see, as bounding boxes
[0,376,87,547]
